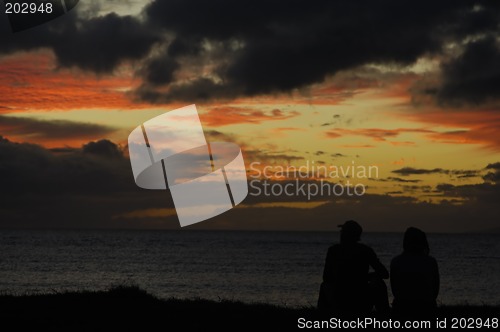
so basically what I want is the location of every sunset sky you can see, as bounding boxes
[0,0,499,232]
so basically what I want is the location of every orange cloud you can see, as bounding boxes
[0,114,117,148]
[404,110,500,150]
[392,158,406,165]
[273,127,306,132]
[0,52,151,112]
[325,131,343,139]
[338,144,375,148]
[199,106,299,127]
[271,127,307,137]
[323,108,500,150]
[325,127,434,141]
[375,72,420,101]
[390,141,417,146]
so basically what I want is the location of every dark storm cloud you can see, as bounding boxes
[2,0,500,102]
[483,172,500,183]
[399,184,432,192]
[392,167,447,176]
[221,176,499,232]
[0,137,174,228]
[82,139,124,158]
[0,137,130,195]
[53,13,160,72]
[0,115,116,139]
[112,171,500,231]
[137,0,500,102]
[243,149,304,164]
[113,190,500,232]
[392,167,480,178]
[483,162,500,183]
[387,177,421,183]
[140,0,444,100]
[0,136,498,231]
[486,162,500,170]
[0,11,160,73]
[167,37,202,57]
[435,181,500,205]
[139,55,180,87]
[435,37,500,105]
[204,130,238,143]
[135,78,243,103]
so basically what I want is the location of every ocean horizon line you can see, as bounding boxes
[0,227,499,235]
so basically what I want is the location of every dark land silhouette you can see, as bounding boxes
[0,286,498,330]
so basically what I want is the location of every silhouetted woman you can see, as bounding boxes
[390,227,439,318]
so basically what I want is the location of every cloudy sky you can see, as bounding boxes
[0,0,499,232]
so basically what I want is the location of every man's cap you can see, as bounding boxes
[338,220,363,237]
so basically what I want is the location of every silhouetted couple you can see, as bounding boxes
[318,220,439,318]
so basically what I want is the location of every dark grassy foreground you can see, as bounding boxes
[0,287,498,331]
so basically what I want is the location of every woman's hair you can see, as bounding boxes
[403,227,430,255]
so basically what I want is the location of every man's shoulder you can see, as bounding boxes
[328,242,375,254]
[355,242,376,254]
[356,242,374,249]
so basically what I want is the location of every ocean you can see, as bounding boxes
[0,230,498,307]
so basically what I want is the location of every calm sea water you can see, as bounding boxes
[0,230,498,307]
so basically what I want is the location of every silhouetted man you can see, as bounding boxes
[391,227,439,318]
[319,220,389,315]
